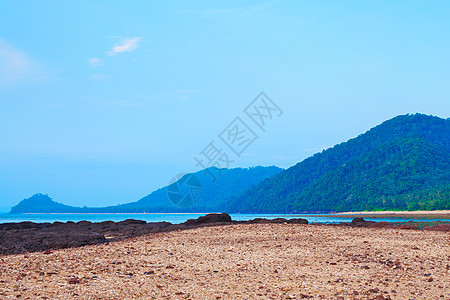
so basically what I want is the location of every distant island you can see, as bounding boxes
[10,113,449,214]
[10,166,283,214]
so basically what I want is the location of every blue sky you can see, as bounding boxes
[1,0,449,211]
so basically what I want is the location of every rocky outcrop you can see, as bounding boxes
[368,221,395,229]
[0,214,235,255]
[392,224,420,230]
[424,223,450,231]
[184,213,232,225]
[348,217,376,227]
[246,218,308,224]
[0,214,444,255]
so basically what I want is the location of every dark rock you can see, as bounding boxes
[99,221,115,225]
[368,221,395,229]
[269,218,288,223]
[287,218,308,224]
[349,218,376,227]
[184,213,232,225]
[0,225,108,255]
[0,222,43,230]
[0,213,311,255]
[245,217,308,224]
[393,224,419,230]
[246,218,270,224]
[68,277,80,284]
[76,221,92,225]
[424,223,450,232]
[117,219,147,225]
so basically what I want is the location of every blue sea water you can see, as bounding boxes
[0,213,448,224]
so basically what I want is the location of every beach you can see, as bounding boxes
[335,210,450,219]
[0,223,448,299]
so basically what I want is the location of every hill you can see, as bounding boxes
[9,194,84,214]
[108,166,282,212]
[226,114,450,213]
[10,166,282,214]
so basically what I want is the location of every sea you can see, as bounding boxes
[0,213,448,225]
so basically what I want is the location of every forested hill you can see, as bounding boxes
[107,166,283,212]
[9,193,84,214]
[10,166,282,213]
[10,114,449,214]
[226,114,450,213]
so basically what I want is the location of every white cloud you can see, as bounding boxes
[108,37,142,56]
[88,57,103,67]
[0,38,43,86]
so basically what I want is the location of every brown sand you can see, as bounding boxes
[0,224,448,299]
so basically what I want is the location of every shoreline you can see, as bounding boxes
[20,212,213,215]
[333,210,450,218]
[1,211,448,223]
[1,213,448,256]
[336,210,450,215]
[3,209,449,216]
[0,223,448,299]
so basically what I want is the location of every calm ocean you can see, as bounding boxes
[0,213,448,224]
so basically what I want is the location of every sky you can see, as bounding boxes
[0,0,449,211]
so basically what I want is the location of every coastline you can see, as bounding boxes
[336,210,450,214]
[1,223,448,299]
[1,213,448,256]
[334,210,450,218]
[2,211,448,223]
[21,212,213,215]
[11,210,450,216]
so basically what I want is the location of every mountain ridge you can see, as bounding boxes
[10,113,450,214]
[10,166,283,214]
[225,113,449,213]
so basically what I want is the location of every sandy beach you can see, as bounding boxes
[0,223,448,300]
[333,210,450,219]
[336,210,450,215]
